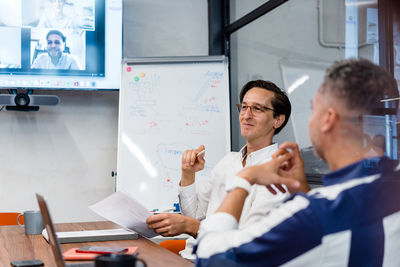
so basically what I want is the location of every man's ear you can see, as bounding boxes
[273,114,285,130]
[321,107,338,133]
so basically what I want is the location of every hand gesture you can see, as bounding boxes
[237,151,300,193]
[181,144,205,173]
[273,142,310,194]
[180,145,205,186]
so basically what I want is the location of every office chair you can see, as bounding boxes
[0,212,24,226]
[159,240,186,255]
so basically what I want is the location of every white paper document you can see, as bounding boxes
[89,191,157,238]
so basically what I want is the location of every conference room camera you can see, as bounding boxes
[0,93,60,111]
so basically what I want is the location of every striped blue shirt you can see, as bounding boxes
[195,157,400,267]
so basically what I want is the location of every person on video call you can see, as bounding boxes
[195,58,400,266]
[37,0,74,29]
[146,80,292,259]
[32,30,81,70]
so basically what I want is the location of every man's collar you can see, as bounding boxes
[239,143,278,161]
[322,156,396,186]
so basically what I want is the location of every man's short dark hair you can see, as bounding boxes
[239,80,291,135]
[321,58,399,113]
[46,30,66,43]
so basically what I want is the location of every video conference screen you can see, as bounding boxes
[0,0,122,90]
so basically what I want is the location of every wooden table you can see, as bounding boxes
[0,221,193,267]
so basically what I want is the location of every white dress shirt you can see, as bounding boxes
[178,143,289,261]
[179,143,289,229]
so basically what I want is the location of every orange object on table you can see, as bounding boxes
[63,246,138,260]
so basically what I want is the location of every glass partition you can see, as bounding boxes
[229,0,398,181]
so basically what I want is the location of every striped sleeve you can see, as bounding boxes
[195,195,323,267]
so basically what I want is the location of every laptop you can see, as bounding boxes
[36,193,94,267]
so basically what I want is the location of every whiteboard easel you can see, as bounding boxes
[117,56,230,211]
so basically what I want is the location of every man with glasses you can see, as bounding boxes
[195,59,400,266]
[32,29,81,70]
[146,80,291,259]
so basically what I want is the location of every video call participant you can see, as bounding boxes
[195,59,400,266]
[31,29,81,70]
[37,0,74,29]
[146,80,292,259]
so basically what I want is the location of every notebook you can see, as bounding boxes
[63,246,138,260]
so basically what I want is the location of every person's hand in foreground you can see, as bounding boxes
[273,142,310,194]
[237,147,308,194]
[217,152,300,221]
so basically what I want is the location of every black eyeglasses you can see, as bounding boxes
[236,103,274,114]
[47,40,61,45]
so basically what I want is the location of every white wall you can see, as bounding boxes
[0,91,118,222]
[0,0,208,222]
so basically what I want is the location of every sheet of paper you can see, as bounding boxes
[89,191,157,238]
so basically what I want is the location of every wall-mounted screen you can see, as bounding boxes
[0,0,122,90]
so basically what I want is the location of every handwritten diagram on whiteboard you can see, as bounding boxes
[117,57,230,211]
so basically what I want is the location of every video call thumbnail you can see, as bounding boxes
[30,28,86,71]
[0,27,21,68]
[0,0,95,30]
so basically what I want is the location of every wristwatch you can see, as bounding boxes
[225,176,252,193]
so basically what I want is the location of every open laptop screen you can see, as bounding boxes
[36,193,94,267]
